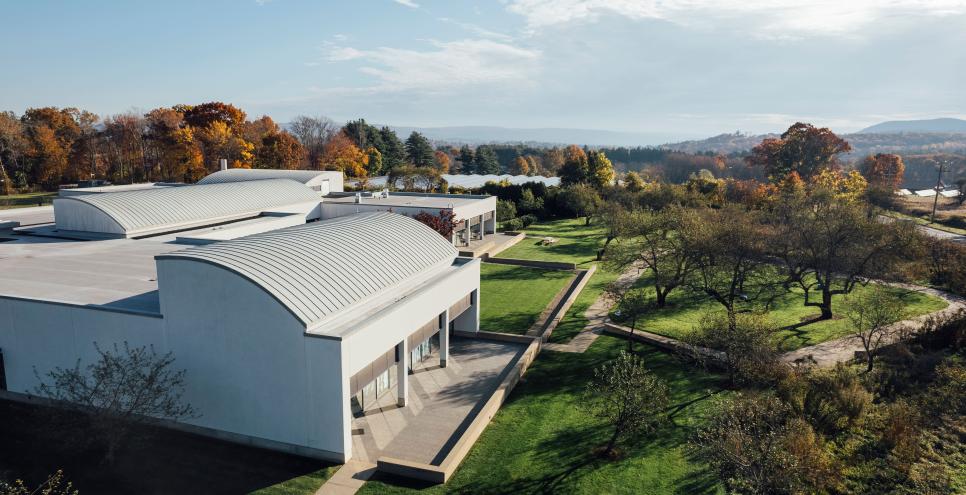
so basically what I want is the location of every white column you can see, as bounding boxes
[440,309,450,368]
[453,289,480,333]
[396,339,408,407]
[479,214,485,240]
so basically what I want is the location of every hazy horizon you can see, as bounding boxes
[3,1,965,138]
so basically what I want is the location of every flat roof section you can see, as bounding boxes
[0,206,55,227]
[0,235,177,313]
[325,192,487,209]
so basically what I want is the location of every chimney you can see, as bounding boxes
[219,158,228,171]
[355,192,362,204]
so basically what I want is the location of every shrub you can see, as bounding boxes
[519,214,538,227]
[502,218,524,232]
[496,199,517,221]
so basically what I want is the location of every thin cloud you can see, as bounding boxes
[323,39,540,93]
[506,0,966,38]
[392,0,420,8]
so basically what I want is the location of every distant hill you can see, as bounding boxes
[858,118,966,134]
[662,131,966,158]
[386,125,698,147]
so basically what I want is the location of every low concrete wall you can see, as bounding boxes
[601,322,724,363]
[378,335,542,483]
[454,330,535,345]
[482,257,577,271]
[537,265,596,342]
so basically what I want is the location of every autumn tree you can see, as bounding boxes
[413,209,459,240]
[322,132,368,177]
[587,150,616,188]
[433,150,451,173]
[195,120,254,170]
[0,111,27,190]
[404,131,435,168]
[255,130,304,170]
[365,146,384,176]
[558,144,589,186]
[177,101,246,131]
[473,145,500,174]
[624,171,645,192]
[543,147,566,175]
[21,107,83,189]
[510,155,530,175]
[859,153,905,190]
[746,122,851,182]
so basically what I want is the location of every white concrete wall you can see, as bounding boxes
[156,259,349,460]
[0,298,165,393]
[341,260,480,377]
[310,172,344,194]
[320,200,494,225]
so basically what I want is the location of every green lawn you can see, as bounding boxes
[250,466,342,495]
[495,218,606,267]
[883,210,966,235]
[358,336,726,495]
[621,273,949,351]
[479,263,575,334]
[0,191,55,209]
[548,265,621,344]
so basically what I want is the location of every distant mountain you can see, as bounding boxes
[386,125,699,147]
[662,130,966,158]
[858,118,966,134]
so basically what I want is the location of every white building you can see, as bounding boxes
[0,177,481,462]
[198,168,344,195]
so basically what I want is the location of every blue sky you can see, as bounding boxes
[2,0,965,140]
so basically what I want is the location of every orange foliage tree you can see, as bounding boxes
[859,153,905,190]
[322,132,368,177]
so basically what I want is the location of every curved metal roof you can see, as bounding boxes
[57,179,320,235]
[157,212,458,327]
[197,169,333,185]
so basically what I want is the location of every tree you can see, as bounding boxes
[195,120,254,170]
[177,101,246,130]
[770,192,908,320]
[587,150,615,188]
[0,111,27,191]
[1,470,78,495]
[687,206,773,329]
[746,122,851,182]
[255,130,304,170]
[557,184,601,225]
[510,155,530,175]
[473,146,500,174]
[496,199,517,221]
[624,171,645,192]
[387,165,442,192]
[34,342,195,464]
[322,132,368,177]
[365,146,384,176]
[692,394,837,495]
[433,150,451,173]
[517,188,543,215]
[289,115,337,168]
[558,144,589,186]
[379,127,407,171]
[605,282,650,352]
[582,351,668,458]
[413,209,459,240]
[687,312,782,387]
[458,145,475,174]
[606,207,696,307]
[859,153,905,190]
[404,131,435,168]
[844,286,906,371]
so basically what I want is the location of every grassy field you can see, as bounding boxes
[358,336,725,495]
[883,210,966,235]
[0,191,55,209]
[494,218,606,267]
[620,273,948,351]
[479,263,574,334]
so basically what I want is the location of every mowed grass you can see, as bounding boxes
[250,466,342,495]
[0,191,55,209]
[495,218,606,267]
[623,273,948,351]
[358,336,726,495]
[479,263,575,334]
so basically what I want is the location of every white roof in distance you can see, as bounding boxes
[54,179,320,237]
[158,212,458,328]
[360,174,560,189]
[198,168,339,186]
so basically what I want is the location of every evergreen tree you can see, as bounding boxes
[474,146,500,174]
[458,145,475,174]
[379,127,406,171]
[405,131,435,168]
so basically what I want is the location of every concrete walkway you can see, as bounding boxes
[543,264,643,353]
[315,460,376,495]
[782,283,966,367]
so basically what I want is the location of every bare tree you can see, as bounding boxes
[289,115,337,168]
[604,282,650,352]
[582,351,669,458]
[34,342,195,464]
[843,286,905,371]
[0,470,78,495]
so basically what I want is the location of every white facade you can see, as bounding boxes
[0,209,480,462]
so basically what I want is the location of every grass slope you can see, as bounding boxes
[359,336,725,495]
[0,191,55,209]
[495,218,606,267]
[479,263,574,334]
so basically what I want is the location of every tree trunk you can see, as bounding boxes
[819,288,833,320]
[603,426,621,456]
[656,290,667,308]
[585,216,591,226]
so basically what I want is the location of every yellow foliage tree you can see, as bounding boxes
[322,132,368,178]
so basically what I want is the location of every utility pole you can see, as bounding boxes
[930,159,946,224]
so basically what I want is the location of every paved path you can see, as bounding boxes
[782,283,965,367]
[543,264,643,353]
[316,460,376,495]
